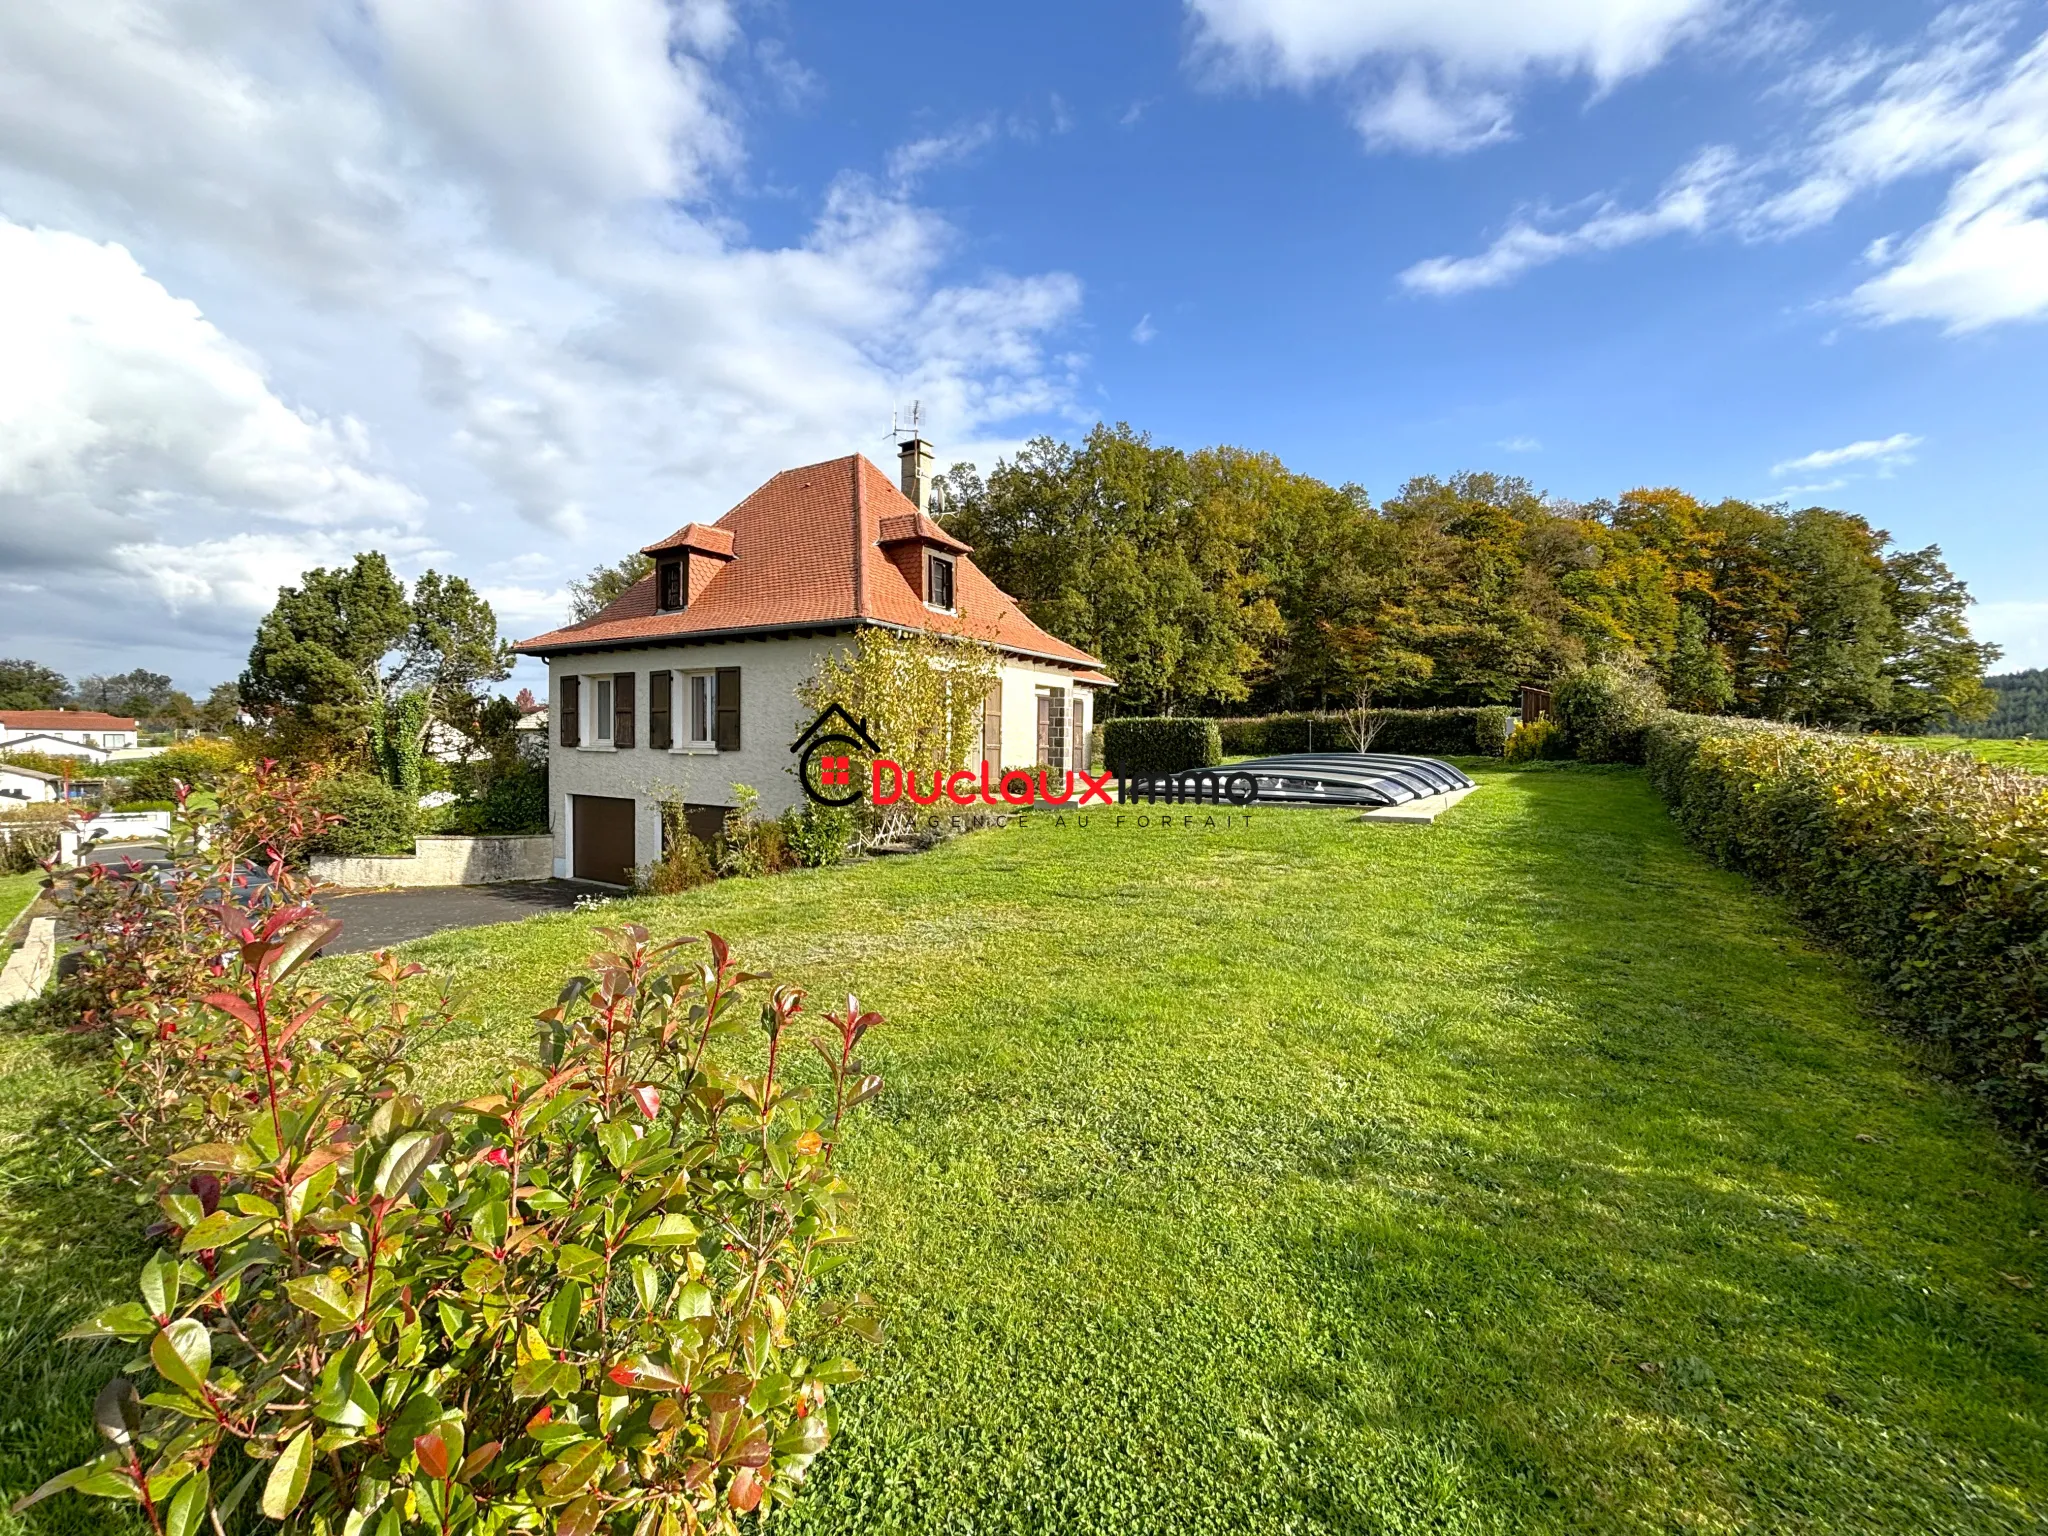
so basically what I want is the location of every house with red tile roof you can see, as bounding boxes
[515,440,1114,885]
[0,709,139,764]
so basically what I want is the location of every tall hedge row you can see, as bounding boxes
[1644,713,2048,1150]
[1102,717,1223,777]
[1216,707,1508,758]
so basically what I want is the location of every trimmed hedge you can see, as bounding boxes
[1645,712,2048,1150]
[1217,708,1509,759]
[1102,717,1223,777]
[307,773,417,857]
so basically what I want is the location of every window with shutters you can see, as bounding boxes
[926,553,955,612]
[682,672,714,747]
[1034,686,1067,769]
[648,670,672,749]
[981,680,1002,767]
[1072,696,1087,771]
[592,676,614,744]
[559,675,581,747]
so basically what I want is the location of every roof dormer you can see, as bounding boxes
[640,522,736,613]
[877,513,971,612]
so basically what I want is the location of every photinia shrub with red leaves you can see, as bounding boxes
[19,910,885,1534]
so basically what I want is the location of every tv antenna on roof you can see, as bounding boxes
[888,401,923,444]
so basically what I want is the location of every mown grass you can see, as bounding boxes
[0,873,42,940]
[3,765,2045,1533]
[1883,735,2048,773]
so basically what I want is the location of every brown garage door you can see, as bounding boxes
[572,795,636,886]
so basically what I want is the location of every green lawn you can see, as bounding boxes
[1884,734,2048,773]
[0,873,41,940]
[4,765,2046,1533]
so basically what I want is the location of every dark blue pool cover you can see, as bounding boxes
[1119,753,1474,809]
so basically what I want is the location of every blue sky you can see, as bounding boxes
[2,0,2044,692]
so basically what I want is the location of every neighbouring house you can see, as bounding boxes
[0,763,60,804]
[0,710,140,763]
[515,439,1115,886]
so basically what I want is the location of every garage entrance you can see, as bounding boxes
[571,795,636,886]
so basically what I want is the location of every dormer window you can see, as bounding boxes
[926,552,956,612]
[657,558,684,612]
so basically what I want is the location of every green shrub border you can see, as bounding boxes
[1216,708,1508,758]
[1645,711,2048,1155]
[1102,718,1223,777]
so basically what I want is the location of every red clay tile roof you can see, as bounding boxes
[517,454,1104,671]
[0,710,136,730]
[1070,671,1117,688]
[640,522,735,558]
[876,513,971,553]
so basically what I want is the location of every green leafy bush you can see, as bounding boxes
[1102,717,1223,777]
[119,740,242,803]
[308,772,417,857]
[784,805,859,868]
[1473,706,1512,757]
[1645,713,2048,1148]
[719,786,797,878]
[1504,718,1568,763]
[1217,708,1504,758]
[1554,664,1666,764]
[111,799,178,813]
[23,890,887,1532]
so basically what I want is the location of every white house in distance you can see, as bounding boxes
[0,710,139,763]
[0,763,61,804]
[515,439,1115,886]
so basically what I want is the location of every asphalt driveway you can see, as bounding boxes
[324,881,587,954]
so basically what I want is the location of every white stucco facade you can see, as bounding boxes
[543,632,1101,883]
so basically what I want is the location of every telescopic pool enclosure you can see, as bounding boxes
[1121,753,1475,810]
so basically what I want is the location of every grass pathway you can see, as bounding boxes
[2,765,2044,1532]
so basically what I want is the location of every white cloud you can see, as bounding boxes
[1186,0,1722,151]
[1352,65,1512,154]
[887,120,1000,185]
[1132,313,1158,344]
[1401,147,1738,292]
[1498,435,1542,452]
[0,1,1084,685]
[1187,0,1721,87]
[1770,432,1922,477]
[1400,6,2048,327]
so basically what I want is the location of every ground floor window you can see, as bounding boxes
[1036,686,1067,769]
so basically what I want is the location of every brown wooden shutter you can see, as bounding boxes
[560,674,580,747]
[1072,697,1086,771]
[648,670,671,749]
[714,667,740,752]
[981,681,1002,767]
[613,672,635,749]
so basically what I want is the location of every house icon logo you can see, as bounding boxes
[792,704,880,808]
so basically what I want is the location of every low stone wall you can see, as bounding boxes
[0,917,57,1007]
[310,834,554,889]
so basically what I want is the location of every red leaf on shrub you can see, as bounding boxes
[729,1466,763,1513]
[524,1405,553,1433]
[607,1365,637,1388]
[414,1431,451,1481]
[188,1173,221,1215]
[483,1147,510,1168]
[632,1085,661,1121]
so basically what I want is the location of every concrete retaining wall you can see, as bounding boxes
[310,834,554,889]
[0,917,57,1007]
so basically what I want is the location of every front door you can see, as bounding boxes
[572,794,636,886]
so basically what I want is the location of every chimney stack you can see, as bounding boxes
[899,436,934,515]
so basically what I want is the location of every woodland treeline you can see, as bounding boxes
[937,423,1998,732]
[1958,669,2048,737]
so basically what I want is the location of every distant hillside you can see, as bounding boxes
[1952,668,2048,738]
